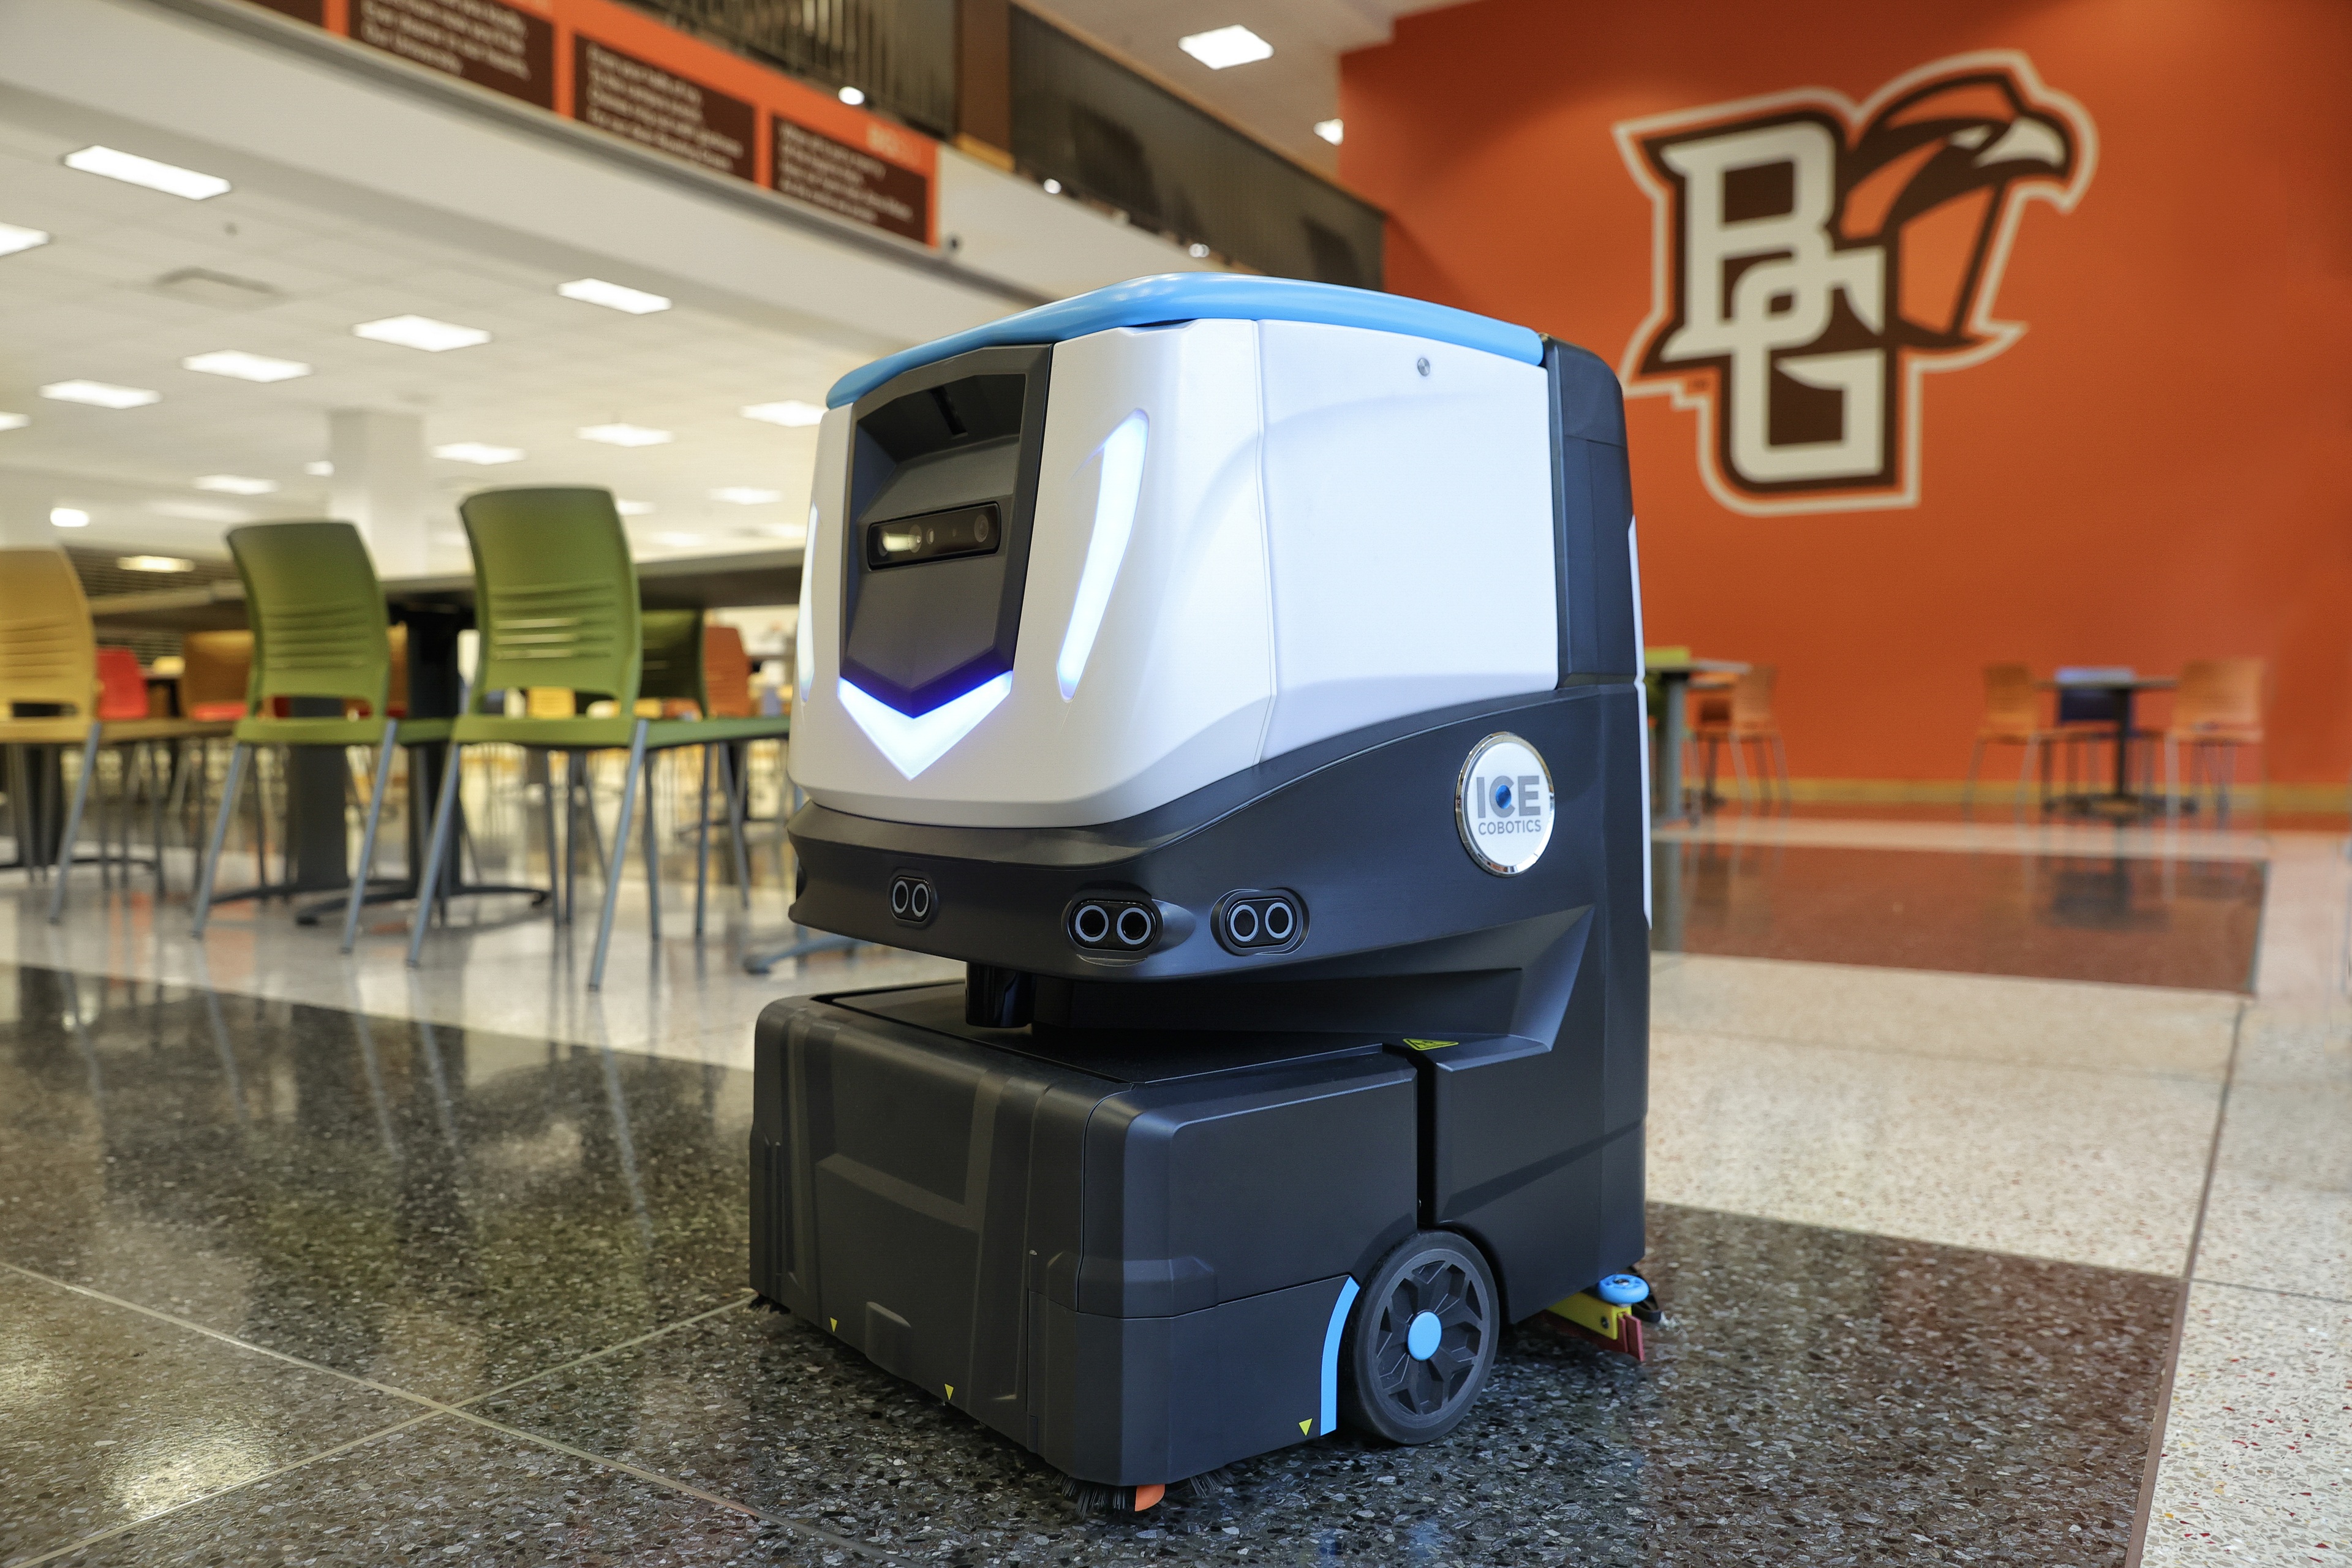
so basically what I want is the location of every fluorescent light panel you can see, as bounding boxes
[1178,24,1272,69]
[41,380,158,409]
[0,413,27,432]
[304,461,334,477]
[195,474,276,495]
[50,507,89,529]
[615,499,654,516]
[119,555,194,573]
[742,400,824,428]
[557,277,671,314]
[64,145,232,200]
[183,349,311,382]
[710,486,783,504]
[354,315,491,352]
[0,222,50,257]
[578,423,673,447]
[433,442,524,465]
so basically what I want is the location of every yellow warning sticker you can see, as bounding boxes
[1402,1038,1458,1051]
[1298,1418,1312,1435]
[829,1317,838,1332]
[944,1384,954,1400]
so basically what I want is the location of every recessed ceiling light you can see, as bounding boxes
[1179,24,1272,69]
[355,315,491,352]
[615,499,654,516]
[304,460,333,477]
[1314,118,1344,145]
[838,85,865,105]
[0,222,50,257]
[64,145,232,200]
[50,507,89,529]
[149,499,249,522]
[1041,178,1062,195]
[557,277,671,314]
[119,554,195,573]
[1188,243,1211,258]
[578,423,673,447]
[434,442,524,465]
[183,349,312,382]
[41,380,159,409]
[742,400,825,428]
[710,486,783,505]
[653,532,706,548]
[0,412,27,432]
[195,473,277,495]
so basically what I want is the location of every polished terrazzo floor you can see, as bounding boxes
[2,810,2346,1565]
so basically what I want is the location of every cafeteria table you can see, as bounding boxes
[2038,669,2177,820]
[1645,652,1750,823]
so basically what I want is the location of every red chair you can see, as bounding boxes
[95,647,150,722]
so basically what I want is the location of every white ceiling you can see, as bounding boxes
[0,110,864,569]
[1023,0,1461,175]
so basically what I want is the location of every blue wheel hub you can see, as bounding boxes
[1405,1310,1442,1360]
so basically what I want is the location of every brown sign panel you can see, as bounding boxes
[571,36,755,180]
[352,0,556,109]
[246,0,326,24]
[772,119,929,243]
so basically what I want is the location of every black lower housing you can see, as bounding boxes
[751,685,1649,1485]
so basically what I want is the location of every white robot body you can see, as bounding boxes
[792,317,1556,828]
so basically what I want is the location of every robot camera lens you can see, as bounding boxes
[889,878,911,916]
[1115,906,1155,947]
[1072,903,1111,946]
[1226,902,1259,944]
[1262,899,1294,941]
[908,881,932,920]
[973,514,992,543]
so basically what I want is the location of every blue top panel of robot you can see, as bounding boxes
[826,274,1547,408]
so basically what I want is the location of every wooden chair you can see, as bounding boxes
[1689,665,1789,805]
[1964,663,2069,819]
[2165,658,2264,824]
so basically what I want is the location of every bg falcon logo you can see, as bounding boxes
[1616,52,2095,514]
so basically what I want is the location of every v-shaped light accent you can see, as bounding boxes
[839,673,1013,779]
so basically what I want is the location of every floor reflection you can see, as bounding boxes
[1651,842,2262,990]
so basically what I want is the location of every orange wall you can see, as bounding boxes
[1341,0,2352,783]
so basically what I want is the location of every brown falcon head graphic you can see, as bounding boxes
[1838,72,2082,351]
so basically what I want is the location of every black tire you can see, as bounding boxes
[1338,1231,1499,1444]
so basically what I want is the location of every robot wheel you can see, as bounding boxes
[1339,1231,1501,1444]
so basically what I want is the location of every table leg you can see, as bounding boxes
[1657,674,1690,823]
[2112,688,2136,801]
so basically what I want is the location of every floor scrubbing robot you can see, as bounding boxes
[751,273,1649,1504]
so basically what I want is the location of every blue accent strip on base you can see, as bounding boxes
[1319,1276,1360,1438]
[827,274,1546,408]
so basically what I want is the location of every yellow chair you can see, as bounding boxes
[0,548,234,916]
[1964,663,2069,820]
[1688,665,1789,805]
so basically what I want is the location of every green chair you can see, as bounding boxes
[190,521,450,951]
[403,488,790,990]
[638,608,759,938]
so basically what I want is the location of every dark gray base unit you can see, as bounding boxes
[750,978,1644,1487]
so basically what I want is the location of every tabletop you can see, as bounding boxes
[1644,657,1751,676]
[86,547,804,630]
[2037,675,2177,692]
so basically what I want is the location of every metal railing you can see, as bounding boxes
[627,0,957,138]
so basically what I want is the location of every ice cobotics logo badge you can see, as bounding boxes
[1457,733,1553,876]
[1616,53,2095,514]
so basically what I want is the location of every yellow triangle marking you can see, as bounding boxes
[1299,1418,1313,1435]
[944,1384,955,1400]
[828,1317,838,1332]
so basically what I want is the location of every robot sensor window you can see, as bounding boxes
[1066,898,1161,953]
[1215,890,1305,954]
[888,874,936,925]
